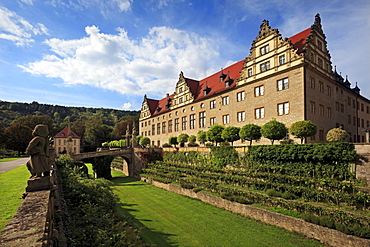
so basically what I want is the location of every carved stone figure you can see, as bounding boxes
[25,124,50,177]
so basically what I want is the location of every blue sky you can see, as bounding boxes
[0,0,369,111]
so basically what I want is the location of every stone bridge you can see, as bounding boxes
[70,148,160,177]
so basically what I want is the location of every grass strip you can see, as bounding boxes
[0,158,22,162]
[110,169,322,247]
[0,165,29,231]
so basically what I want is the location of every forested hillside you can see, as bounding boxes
[0,100,139,127]
[0,100,140,155]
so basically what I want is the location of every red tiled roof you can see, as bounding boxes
[54,127,80,138]
[148,60,245,116]
[288,28,310,54]
[195,60,244,101]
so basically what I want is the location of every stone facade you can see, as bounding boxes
[139,14,370,146]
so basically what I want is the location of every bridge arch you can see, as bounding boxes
[70,148,160,178]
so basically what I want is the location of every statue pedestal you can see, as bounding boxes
[26,176,53,192]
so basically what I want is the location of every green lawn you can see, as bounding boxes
[0,158,23,162]
[0,165,29,231]
[110,169,322,247]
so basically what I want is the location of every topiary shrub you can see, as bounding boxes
[326,127,349,142]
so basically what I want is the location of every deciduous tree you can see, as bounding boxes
[206,124,225,146]
[261,119,287,144]
[239,124,261,145]
[197,130,207,146]
[5,123,33,155]
[140,137,150,147]
[221,126,240,146]
[290,120,317,144]
[177,133,189,147]
[168,136,178,147]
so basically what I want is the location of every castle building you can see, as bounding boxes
[54,127,81,154]
[139,14,370,146]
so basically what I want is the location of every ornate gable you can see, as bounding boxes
[303,14,333,77]
[172,71,196,108]
[139,94,156,120]
[239,19,305,85]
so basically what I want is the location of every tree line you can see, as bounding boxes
[0,101,140,156]
[136,119,349,148]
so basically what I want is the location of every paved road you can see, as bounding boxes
[0,157,30,174]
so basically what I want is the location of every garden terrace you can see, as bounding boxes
[141,144,370,239]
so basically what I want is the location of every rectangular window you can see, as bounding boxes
[248,68,253,77]
[157,123,161,135]
[222,114,230,124]
[319,130,324,141]
[318,58,323,68]
[341,104,344,113]
[199,111,206,128]
[254,85,264,97]
[319,104,324,116]
[310,101,315,114]
[179,97,183,103]
[361,103,364,112]
[260,44,269,55]
[237,111,245,122]
[348,97,351,106]
[255,107,265,119]
[353,116,356,126]
[353,99,356,109]
[222,96,229,105]
[335,102,340,111]
[327,107,332,118]
[367,106,369,114]
[319,81,324,93]
[327,86,331,96]
[279,55,285,65]
[362,119,365,128]
[278,102,289,115]
[260,61,270,72]
[210,117,216,126]
[162,122,166,133]
[168,120,172,133]
[182,116,187,130]
[174,118,179,131]
[348,115,351,125]
[152,125,155,135]
[210,100,216,109]
[310,77,315,89]
[277,78,289,91]
[237,91,245,102]
[190,114,196,129]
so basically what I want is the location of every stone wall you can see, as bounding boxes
[0,190,53,247]
[142,177,370,247]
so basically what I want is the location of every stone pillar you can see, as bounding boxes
[366,131,370,143]
[132,122,137,148]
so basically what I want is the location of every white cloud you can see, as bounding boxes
[121,102,132,109]
[20,25,219,97]
[20,0,34,5]
[0,6,49,46]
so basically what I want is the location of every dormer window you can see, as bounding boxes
[219,71,227,82]
[203,85,211,96]
[156,107,162,112]
[225,76,233,87]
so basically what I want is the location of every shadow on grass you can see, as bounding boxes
[112,176,147,186]
[113,176,178,246]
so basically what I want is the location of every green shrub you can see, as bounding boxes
[282,191,296,200]
[266,189,282,197]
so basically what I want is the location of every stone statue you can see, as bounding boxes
[25,124,50,177]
